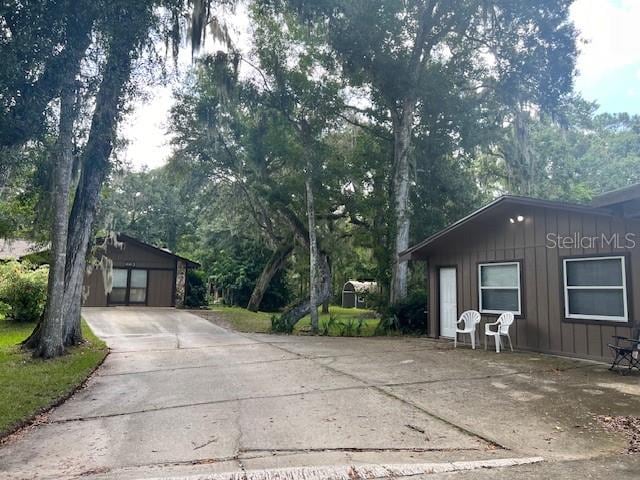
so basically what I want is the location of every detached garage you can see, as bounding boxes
[83,234,199,308]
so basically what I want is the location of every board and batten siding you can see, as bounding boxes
[426,204,638,361]
[83,239,178,307]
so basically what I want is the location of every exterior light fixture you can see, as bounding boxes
[509,218,515,224]
[517,215,525,222]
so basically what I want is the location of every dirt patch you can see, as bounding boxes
[597,416,640,454]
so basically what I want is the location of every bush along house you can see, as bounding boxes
[83,233,200,308]
[401,184,640,362]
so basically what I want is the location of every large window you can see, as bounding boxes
[479,262,521,314]
[563,256,628,322]
[109,268,148,305]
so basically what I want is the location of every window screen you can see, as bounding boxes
[479,262,521,314]
[563,257,628,322]
[129,269,147,303]
[110,269,128,303]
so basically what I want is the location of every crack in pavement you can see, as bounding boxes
[47,384,370,425]
[238,446,485,455]
[49,364,575,427]
[106,342,431,358]
[98,356,305,377]
[96,344,447,378]
[106,342,264,355]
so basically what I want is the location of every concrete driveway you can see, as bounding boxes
[0,308,638,480]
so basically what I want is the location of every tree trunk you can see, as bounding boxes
[322,300,329,314]
[305,162,320,333]
[275,204,331,328]
[60,21,139,346]
[247,239,294,312]
[279,252,331,329]
[389,105,414,305]
[275,203,331,330]
[29,82,76,358]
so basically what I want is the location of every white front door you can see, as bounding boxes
[439,268,457,338]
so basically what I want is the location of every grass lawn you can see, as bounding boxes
[0,318,108,437]
[206,306,273,333]
[206,305,381,336]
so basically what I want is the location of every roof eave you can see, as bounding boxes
[400,195,616,261]
[591,183,640,208]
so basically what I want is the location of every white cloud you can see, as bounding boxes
[571,0,640,86]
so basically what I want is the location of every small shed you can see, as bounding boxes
[342,281,377,308]
[83,233,199,308]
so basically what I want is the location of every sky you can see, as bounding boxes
[122,0,640,171]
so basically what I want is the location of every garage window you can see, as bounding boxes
[129,269,148,303]
[478,262,521,315]
[110,269,128,304]
[563,256,628,322]
[109,268,147,304]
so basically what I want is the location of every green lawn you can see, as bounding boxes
[0,318,108,437]
[206,306,273,333]
[206,305,381,336]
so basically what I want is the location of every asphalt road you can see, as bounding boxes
[0,308,638,480]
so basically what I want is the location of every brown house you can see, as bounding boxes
[402,186,640,362]
[83,234,199,308]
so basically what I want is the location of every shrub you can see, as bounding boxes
[363,290,390,312]
[320,315,337,336]
[381,289,427,334]
[0,261,49,323]
[184,269,208,308]
[270,314,293,334]
[338,317,365,337]
[0,301,10,320]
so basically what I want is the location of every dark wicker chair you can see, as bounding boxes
[608,334,640,375]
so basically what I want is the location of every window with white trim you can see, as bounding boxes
[478,262,521,314]
[563,256,628,322]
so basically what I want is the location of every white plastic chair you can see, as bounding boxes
[485,312,514,353]
[454,310,481,349]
